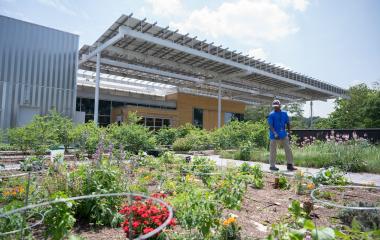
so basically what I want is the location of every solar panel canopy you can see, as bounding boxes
[79,14,347,105]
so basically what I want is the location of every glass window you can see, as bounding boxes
[81,98,94,114]
[163,119,171,127]
[99,100,111,115]
[193,108,203,128]
[112,101,124,108]
[155,118,162,127]
[146,118,154,127]
[76,98,81,111]
[224,112,234,124]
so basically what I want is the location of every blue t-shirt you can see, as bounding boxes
[267,110,290,140]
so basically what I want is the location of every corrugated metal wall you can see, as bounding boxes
[0,15,78,129]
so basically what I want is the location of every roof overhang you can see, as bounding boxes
[79,14,347,105]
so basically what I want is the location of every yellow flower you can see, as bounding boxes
[223,217,236,226]
[307,183,315,190]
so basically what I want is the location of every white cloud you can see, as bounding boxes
[37,0,76,16]
[277,0,310,12]
[248,48,268,60]
[171,0,299,43]
[146,0,184,17]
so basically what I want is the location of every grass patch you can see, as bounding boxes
[219,141,380,174]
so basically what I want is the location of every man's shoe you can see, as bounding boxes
[287,164,297,171]
[270,166,279,171]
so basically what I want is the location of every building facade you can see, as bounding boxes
[0,15,78,129]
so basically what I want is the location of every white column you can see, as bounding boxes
[310,100,313,129]
[94,52,101,124]
[217,79,222,128]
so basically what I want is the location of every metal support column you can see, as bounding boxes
[310,100,313,129]
[94,52,101,124]
[217,79,222,128]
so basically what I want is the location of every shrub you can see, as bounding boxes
[70,162,125,226]
[239,163,264,189]
[212,120,268,150]
[172,129,212,151]
[237,141,254,161]
[0,200,27,238]
[44,191,76,240]
[215,172,248,210]
[47,110,74,152]
[107,122,156,153]
[71,121,103,155]
[156,127,178,146]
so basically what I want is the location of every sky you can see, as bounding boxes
[1,0,379,117]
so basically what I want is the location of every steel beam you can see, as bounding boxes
[119,26,342,98]
[217,79,222,128]
[94,52,101,124]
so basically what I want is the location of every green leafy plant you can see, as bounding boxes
[71,121,103,155]
[44,191,76,240]
[338,202,380,231]
[220,214,241,240]
[313,167,348,186]
[239,163,264,189]
[20,156,44,171]
[237,141,254,161]
[107,121,156,153]
[277,175,290,190]
[215,173,247,210]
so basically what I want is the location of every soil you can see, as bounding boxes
[73,174,343,239]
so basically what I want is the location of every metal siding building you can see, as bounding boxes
[0,15,78,129]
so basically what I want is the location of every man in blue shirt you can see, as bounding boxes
[267,100,297,171]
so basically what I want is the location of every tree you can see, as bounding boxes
[244,105,271,122]
[327,84,378,128]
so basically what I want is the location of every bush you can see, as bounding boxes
[237,141,254,161]
[107,122,156,153]
[71,121,103,155]
[212,120,268,150]
[70,162,125,226]
[44,191,76,240]
[172,129,212,151]
[156,127,178,146]
[7,111,73,154]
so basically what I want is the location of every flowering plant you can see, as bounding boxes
[2,185,25,200]
[220,214,241,239]
[119,193,175,239]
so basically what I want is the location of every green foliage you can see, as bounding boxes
[278,175,290,190]
[20,155,44,171]
[244,105,271,122]
[191,156,217,185]
[319,84,380,128]
[338,202,380,231]
[7,110,74,154]
[212,120,268,149]
[0,200,26,238]
[44,191,76,240]
[237,141,254,161]
[8,114,58,154]
[107,122,156,153]
[173,129,212,151]
[71,121,103,155]
[69,162,125,226]
[170,187,220,238]
[312,167,348,186]
[215,172,248,210]
[156,127,178,146]
[239,163,264,189]
[48,110,74,152]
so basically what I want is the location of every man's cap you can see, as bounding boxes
[272,99,281,107]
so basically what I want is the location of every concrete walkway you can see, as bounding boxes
[207,155,380,187]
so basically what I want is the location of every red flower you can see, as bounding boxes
[143,227,154,234]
